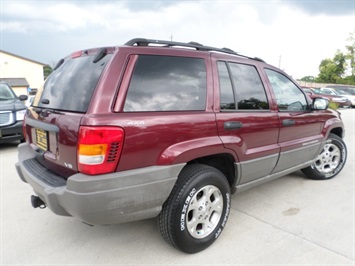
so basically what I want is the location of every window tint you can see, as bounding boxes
[265,69,307,111]
[37,54,112,113]
[124,55,206,112]
[218,62,235,110]
[218,61,269,110]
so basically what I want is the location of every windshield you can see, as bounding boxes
[337,89,350,95]
[0,83,16,100]
[34,53,112,113]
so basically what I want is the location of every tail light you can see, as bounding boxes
[78,126,124,175]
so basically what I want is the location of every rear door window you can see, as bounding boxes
[218,61,269,110]
[35,54,112,113]
[124,55,207,112]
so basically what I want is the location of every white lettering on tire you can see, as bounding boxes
[180,188,196,231]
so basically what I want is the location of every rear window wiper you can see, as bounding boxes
[46,109,64,115]
[32,107,64,115]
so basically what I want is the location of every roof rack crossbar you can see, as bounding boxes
[124,38,265,62]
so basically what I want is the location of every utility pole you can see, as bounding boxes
[279,55,282,69]
[170,34,173,41]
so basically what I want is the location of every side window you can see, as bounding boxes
[229,63,269,110]
[124,55,206,112]
[218,61,269,110]
[218,62,235,110]
[265,69,307,111]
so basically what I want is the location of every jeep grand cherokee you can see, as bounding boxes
[16,38,347,253]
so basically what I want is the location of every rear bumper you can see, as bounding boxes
[16,143,183,225]
[0,121,24,144]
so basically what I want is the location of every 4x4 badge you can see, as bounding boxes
[127,121,145,126]
[64,162,73,169]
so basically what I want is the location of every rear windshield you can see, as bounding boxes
[35,53,112,112]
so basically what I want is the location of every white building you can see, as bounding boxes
[0,50,46,96]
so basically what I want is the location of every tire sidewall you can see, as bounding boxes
[172,170,231,253]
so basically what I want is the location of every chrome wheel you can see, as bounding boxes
[314,143,341,174]
[186,185,223,239]
[302,133,347,180]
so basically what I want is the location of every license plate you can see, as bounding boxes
[36,128,48,151]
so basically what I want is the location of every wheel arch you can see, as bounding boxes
[329,126,344,139]
[184,153,238,194]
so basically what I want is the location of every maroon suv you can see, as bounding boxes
[16,38,347,253]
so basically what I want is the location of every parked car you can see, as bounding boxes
[301,87,320,99]
[326,84,355,95]
[320,87,355,108]
[302,87,351,108]
[16,38,347,253]
[0,82,28,144]
[25,95,35,107]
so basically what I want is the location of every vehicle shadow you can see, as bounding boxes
[0,142,20,152]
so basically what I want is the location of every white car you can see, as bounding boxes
[25,95,35,107]
[320,87,355,108]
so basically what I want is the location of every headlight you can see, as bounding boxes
[16,109,26,121]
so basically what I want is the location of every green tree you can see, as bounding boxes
[317,58,339,83]
[345,31,355,77]
[43,65,53,79]
[333,50,346,77]
[316,50,346,83]
[299,76,316,82]
[313,31,355,85]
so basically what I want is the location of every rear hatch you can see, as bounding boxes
[25,48,114,178]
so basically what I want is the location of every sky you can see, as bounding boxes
[0,0,354,79]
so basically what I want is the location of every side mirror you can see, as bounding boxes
[312,97,329,110]
[19,95,28,101]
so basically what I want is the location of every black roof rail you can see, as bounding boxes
[124,38,265,62]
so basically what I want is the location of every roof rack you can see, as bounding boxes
[124,38,265,62]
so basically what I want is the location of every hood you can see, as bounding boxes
[0,98,27,111]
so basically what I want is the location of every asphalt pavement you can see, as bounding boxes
[1,109,354,265]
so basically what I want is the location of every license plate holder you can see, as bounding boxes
[36,128,48,151]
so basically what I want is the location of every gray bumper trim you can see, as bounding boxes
[16,143,184,225]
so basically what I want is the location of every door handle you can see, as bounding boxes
[224,121,243,130]
[282,119,295,126]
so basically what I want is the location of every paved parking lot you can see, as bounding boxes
[1,109,354,265]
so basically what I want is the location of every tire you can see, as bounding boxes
[158,164,231,254]
[302,133,347,180]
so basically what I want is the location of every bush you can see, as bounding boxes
[328,101,339,110]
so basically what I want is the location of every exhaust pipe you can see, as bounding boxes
[31,195,46,209]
